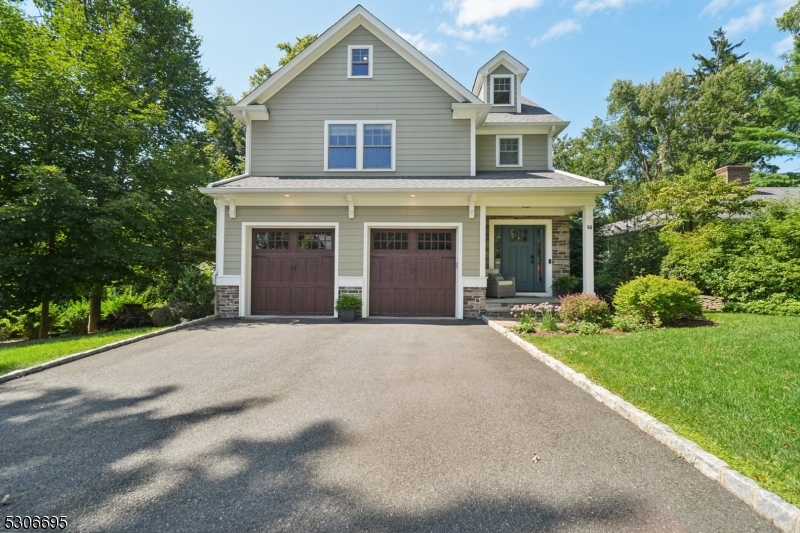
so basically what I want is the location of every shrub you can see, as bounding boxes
[559,294,611,327]
[566,320,602,335]
[169,264,214,319]
[552,275,582,294]
[611,313,654,332]
[613,275,702,324]
[56,300,90,335]
[335,294,361,311]
[723,293,800,316]
[540,313,559,332]
[151,306,178,327]
[512,314,537,334]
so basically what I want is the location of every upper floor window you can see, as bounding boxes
[490,74,514,106]
[325,120,395,171]
[496,135,522,167]
[347,45,373,78]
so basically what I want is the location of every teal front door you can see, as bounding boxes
[501,225,546,292]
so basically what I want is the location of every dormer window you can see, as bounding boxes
[490,74,514,106]
[348,45,373,78]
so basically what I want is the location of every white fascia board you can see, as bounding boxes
[204,173,249,189]
[198,186,612,197]
[477,122,570,136]
[472,51,529,94]
[554,169,607,186]
[226,105,269,124]
[452,103,492,125]
[239,6,481,106]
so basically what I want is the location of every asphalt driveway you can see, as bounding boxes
[0,319,777,532]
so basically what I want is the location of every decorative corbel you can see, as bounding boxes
[346,194,354,219]
[228,198,236,219]
[468,194,477,219]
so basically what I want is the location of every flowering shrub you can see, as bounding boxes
[559,294,612,327]
[511,303,562,334]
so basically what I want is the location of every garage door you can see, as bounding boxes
[251,229,334,315]
[369,230,456,317]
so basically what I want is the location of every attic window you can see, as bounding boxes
[348,45,373,78]
[491,75,514,106]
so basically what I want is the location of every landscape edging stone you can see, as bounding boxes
[483,316,800,533]
[0,314,219,385]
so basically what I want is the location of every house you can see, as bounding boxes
[600,165,800,236]
[200,5,609,319]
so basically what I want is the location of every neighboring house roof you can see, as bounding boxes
[202,170,609,193]
[484,97,564,124]
[599,187,800,236]
[237,5,481,107]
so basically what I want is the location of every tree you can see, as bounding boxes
[247,33,318,92]
[692,28,748,84]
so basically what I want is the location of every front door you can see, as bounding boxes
[501,225,546,292]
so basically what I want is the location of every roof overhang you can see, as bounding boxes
[238,6,482,107]
[472,51,529,96]
[477,121,570,136]
[226,105,269,124]
[452,103,492,125]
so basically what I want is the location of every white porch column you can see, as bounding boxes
[213,198,226,278]
[582,204,595,295]
[479,205,486,277]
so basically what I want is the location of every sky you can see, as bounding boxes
[192,1,796,171]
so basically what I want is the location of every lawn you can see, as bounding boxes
[526,313,800,507]
[0,328,163,376]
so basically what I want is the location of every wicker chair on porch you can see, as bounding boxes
[486,269,516,299]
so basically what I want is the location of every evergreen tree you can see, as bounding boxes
[692,27,748,84]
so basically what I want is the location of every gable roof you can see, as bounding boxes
[238,5,482,106]
[472,51,529,95]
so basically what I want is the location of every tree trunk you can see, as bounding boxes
[88,285,102,333]
[39,298,50,340]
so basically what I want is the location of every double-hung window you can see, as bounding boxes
[347,45,373,78]
[490,75,514,106]
[496,135,522,167]
[325,120,396,171]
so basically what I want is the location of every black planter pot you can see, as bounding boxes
[338,308,356,322]
[553,288,568,298]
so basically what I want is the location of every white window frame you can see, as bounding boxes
[489,74,514,106]
[347,45,373,79]
[496,135,523,168]
[324,120,396,172]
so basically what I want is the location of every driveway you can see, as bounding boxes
[0,319,777,532]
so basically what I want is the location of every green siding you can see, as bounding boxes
[224,206,480,277]
[476,134,548,171]
[251,26,471,177]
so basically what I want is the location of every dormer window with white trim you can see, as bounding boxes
[348,45,373,78]
[490,74,514,106]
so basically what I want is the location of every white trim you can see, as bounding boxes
[228,198,236,219]
[226,105,269,124]
[215,275,240,287]
[240,222,340,318]
[207,173,248,189]
[463,276,487,288]
[479,205,486,277]
[472,51,529,95]
[239,6,481,106]
[554,169,606,186]
[468,194,477,219]
[214,199,226,277]
[489,74,515,107]
[496,135,523,168]
[324,120,396,172]
[362,222,464,319]
[488,219,553,297]
[470,117,476,176]
[516,77,522,114]
[347,44,373,78]
[346,194,354,218]
[582,205,595,295]
[245,123,252,175]
[338,276,363,288]
[547,128,554,171]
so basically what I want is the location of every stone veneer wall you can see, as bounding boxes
[216,286,239,318]
[463,287,486,319]
[338,286,363,318]
[486,216,571,278]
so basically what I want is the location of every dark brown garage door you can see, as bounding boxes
[251,229,334,315]
[370,230,456,317]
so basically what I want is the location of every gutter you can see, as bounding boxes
[199,185,613,195]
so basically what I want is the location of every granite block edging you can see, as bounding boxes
[482,316,800,533]
[0,314,219,385]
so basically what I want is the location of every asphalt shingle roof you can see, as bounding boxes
[210,170,603,190]
[484,97,564,124]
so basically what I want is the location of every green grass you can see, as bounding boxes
[0,328,163,375]
[527,313,800,506]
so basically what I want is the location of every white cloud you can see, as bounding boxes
[723,3,767,35]
[573,0,636,16]
[438,21,508,41]
[396,29,443,54]
[773,33,794,55]
[701,0,745,16]
[445,0,543,26]
[532,19,581,45]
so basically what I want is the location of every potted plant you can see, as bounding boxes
[335,294,361,322]
[552,275,582,297]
